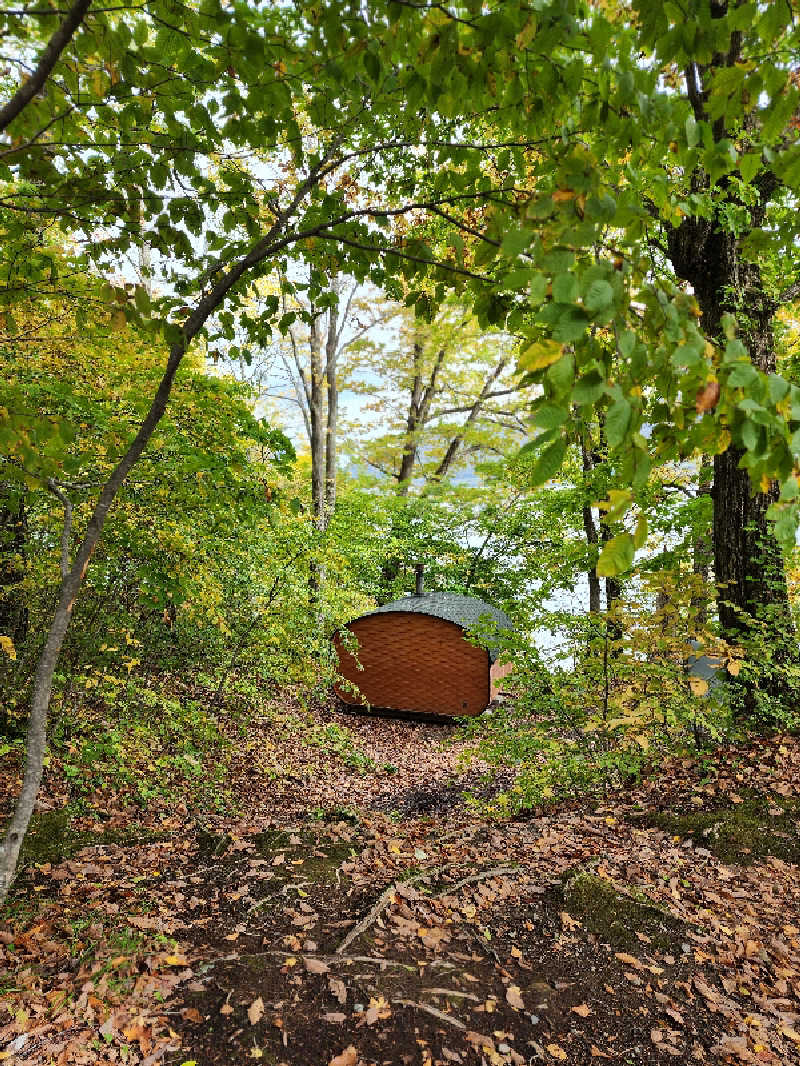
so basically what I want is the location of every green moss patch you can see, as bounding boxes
[22,808,164,866]
[252,828,354,883]
[643,793,800,865]
[562,869,685,952]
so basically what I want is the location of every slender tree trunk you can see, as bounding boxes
[0,337,187,903]
[325,298,340,518]
[427,358,507,486]
[308,315,325,602]
[692,456,713,629]
[579,434,601,615]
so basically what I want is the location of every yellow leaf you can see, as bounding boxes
[547,1043,568,1060]
[727,659,742,676]
[689,677,709,697]
[0,635,16,661]
[518,338,563,372]
[515,16,537,49]
[165,954,189,966]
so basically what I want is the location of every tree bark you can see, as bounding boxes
[0,336,187,903]
[667,203,794,662]
[0,0,92,134]
[308,314,324,602]
[0,150,332,899]
[308,315,325,528]
[324,296,340,518]
[580,434,601,615]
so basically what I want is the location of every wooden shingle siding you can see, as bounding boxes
[490,658,513,700]
[333,612,490,716]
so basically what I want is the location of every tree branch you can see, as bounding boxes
[0,0,92,133]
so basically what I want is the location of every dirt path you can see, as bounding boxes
[2,707,800,1065]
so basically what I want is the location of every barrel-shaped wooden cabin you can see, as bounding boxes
[333,591,513,717]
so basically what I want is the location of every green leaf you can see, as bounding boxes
[596,532,635,577]
[571,370,606,405]
[686,114,699,148]
[604,397,632,448]
[546,352,574,393]
[501,227,533,257]
[633,512,648,549]
[739,151,761,185]
[553,272,579,303]
[531,404,569,430]
[584,279,613,313]
[528,438,567,487]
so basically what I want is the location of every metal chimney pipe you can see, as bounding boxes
[414,563,424,596]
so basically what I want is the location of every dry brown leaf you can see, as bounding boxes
[506,985,524,1010]
[329,1046,358,1066]
[614,952,641,969]
[181,1007,203,1024]
[324,1012,347,1023]
[571,1003,591,1017]
[695,380,720,413]
[329,976,347,1005]
[220,1002,234,1016]
[304,957,329,974]
[248,997,264,1025]
[364,995,391,1024]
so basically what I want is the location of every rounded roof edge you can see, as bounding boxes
[346,591,513,664]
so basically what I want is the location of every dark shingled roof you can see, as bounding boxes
[353,592,513,664]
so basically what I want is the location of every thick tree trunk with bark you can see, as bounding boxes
[667,206,794,663]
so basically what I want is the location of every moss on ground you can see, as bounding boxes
[562,869,685,952]
[253,828,353,882]
[643,793,800,865]
[22,809,162,866]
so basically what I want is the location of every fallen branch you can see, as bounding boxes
[435,864,520,897]
[392,999,467,1030]
[335,866,447,955]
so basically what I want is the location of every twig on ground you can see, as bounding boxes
[436,864,521,896]
[392,999,467,1030]
[423,987,480,1001]
[335,866,447,955]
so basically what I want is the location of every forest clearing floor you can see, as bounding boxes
[2,698,800,1066]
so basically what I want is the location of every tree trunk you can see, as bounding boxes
[308,314,324,602]
[427,358,507,486]
[324,298,339,518]
[692,457,713,629]
[580,434,601,615]
[0,337,188,904]
[667,207,794,668]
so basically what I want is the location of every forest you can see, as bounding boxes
[2,1,800,1063]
